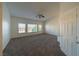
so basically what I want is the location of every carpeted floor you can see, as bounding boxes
[3,33,65,56]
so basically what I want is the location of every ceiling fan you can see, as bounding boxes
[36,14,45,19]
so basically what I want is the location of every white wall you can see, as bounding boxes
[45,18,60,36]
[45,3,60,36]
[2,3,11,49]
[11,16,45,38]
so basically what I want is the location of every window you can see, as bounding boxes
[18,23,26,33]
[18,23,42,33]
[27,24,37,32]
[38,24,42,32]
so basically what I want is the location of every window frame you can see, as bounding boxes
[17,23,43,34]
[37,24,42,32]
[27,24,38,33]
[18,23,26,34]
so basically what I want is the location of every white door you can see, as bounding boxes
[59,8,76,56]
[64,9,76,56]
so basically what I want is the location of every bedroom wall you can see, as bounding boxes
[11,16,45,38]
[45,3,60,36]
[2,2,11,49]
[45,17,60,36]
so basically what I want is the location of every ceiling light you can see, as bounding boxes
[36,14,45,19]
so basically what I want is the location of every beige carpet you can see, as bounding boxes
[3,33,65,56]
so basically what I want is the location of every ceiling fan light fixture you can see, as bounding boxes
[36,14,45,19]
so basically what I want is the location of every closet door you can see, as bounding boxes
[64,9,76,56]
[59,8,76,56]
[58,13,66,53]
[65,8,76,56]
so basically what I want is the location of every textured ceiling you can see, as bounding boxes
[7,2,60,21]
